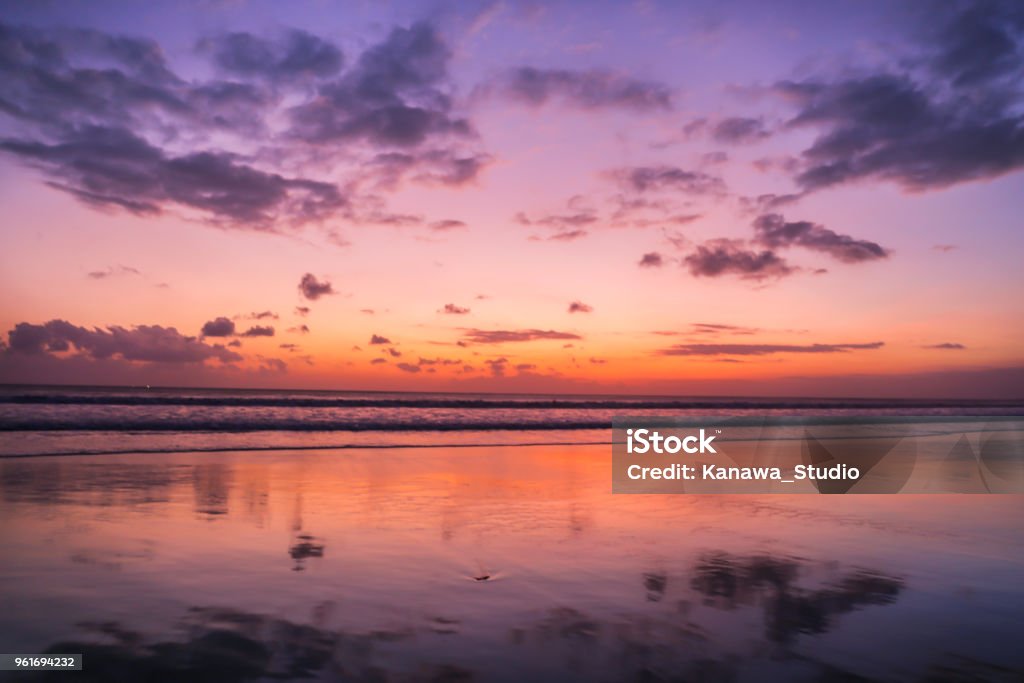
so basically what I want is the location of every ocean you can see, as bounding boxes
[2,384,1022,458]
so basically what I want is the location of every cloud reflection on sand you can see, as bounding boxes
[0,445,1022,682]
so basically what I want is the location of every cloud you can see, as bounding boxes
[711,117,770,144]
[385,347,401,357]
[87,265,141,279]
[657,341,884,356]
[607,166,726,195]
[638,252,664,268]
[515,211,597,229]
[0,126,346,227]
[739,193,803,214]
[287,22,473,147]
[923,342,966,350]
[258,357,287,373]
[683,239,795,280]
[5,319,242,363]
[369,334,391,345]
[689,323,760,336]
[396,362,421,373]
[440,303,470,315]
[367,151,491,188]
[287,324,310,334]
[241,325,274,337]
[484,357,508,376]
[370,357,387,365]
[429,219,466,231]
[201,29,344,82]
[489,67,672,111]
[927,1,1024,88]
[932,244,958,253]
[298,273,335,300]
[568,301,593,313]
[247,311,278,320]
[294,306,310,316]
[201,317,236,337]
[753,213,889,263]
[417,356,461,366]
[461,329,582,344]
[776,3,1024,194]
[0,21,483,232]
[529,229,589,242]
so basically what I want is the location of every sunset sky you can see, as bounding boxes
[0,0,1022,397]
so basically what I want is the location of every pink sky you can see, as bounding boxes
[1,1,1022,397]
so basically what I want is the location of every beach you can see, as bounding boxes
[2,435,1023,681]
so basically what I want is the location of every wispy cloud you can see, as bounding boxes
[658,341,884,356]
[461,329,582,344]
[487,67,673,111]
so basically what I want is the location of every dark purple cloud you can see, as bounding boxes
[568,301,593,313]
[287,22,473,147]
[462,329,582,344]
[429,219,467,231]
[491,67,672,111]
[248,311,278,320]
[753,213,889,263]
[396,362,421,373]
[369,334,391,345]
[515,211,597,229]
[241,325,275,337]
[0,126,345,227]
[201,317,236,337]
[683,239,795,280]
[927,1,1024,88]
[607,166,726,195]
[370,357,387,365]
[777,2,1024,194]
[658,341,884,356]
[368,151,490,188]
[712,117,770,144]
[0,20,484,231]
[923,342,967,350]
[6,319,242,363]
[638,252,664,268]
[441,304,470,315]
[298,273,335,300]
[202,29,344,82]
[294,306,310,316]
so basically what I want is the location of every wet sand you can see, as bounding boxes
[1,444,1022,682]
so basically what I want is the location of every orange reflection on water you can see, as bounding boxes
[1,445,1022,682]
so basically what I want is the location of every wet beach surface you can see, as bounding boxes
[0,444,1022,682]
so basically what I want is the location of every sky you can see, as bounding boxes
[0,0,1022,397]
